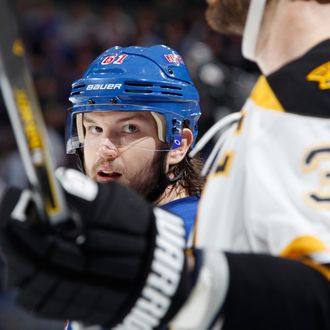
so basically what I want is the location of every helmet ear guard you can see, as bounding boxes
[66,45,201,155]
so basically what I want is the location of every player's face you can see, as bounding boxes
[205,0,250,35]
[82,111,164,197]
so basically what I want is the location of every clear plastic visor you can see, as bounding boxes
[66,106,179,154]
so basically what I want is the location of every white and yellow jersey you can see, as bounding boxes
[195,40,330,279]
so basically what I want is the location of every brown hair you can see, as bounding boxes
[206,0,330,37]
[205,0,250,36]
[166,119,205,197]
[168,151,205,197]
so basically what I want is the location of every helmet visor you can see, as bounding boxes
[66,104,182,154]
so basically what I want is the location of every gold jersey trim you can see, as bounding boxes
[250,75,285,112]
[280,235,330,280]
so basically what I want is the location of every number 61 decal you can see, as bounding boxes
[101,54,128,65]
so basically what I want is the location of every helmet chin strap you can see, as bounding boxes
[146,149,184,203]
[146,170,183,203]
[242,0,267,61]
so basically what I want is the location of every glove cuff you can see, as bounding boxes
[113,207,188,330]
[169,250,229,330]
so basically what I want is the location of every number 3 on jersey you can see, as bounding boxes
[302,145,330,209]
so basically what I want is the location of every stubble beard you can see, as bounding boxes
[129,151,165,199]
[88,150,166,200]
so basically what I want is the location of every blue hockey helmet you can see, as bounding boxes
[66,44,201,154]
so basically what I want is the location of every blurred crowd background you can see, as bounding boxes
[0,0,259,190]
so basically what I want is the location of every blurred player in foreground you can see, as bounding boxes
[196,0,330,267]
[0,0,329,329]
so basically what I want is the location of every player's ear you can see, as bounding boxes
[166,128,193,167]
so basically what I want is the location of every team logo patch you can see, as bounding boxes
[306,61,330,90]
[164,53,184,65]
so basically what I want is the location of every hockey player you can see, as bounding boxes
[196,0,330,272]
[65,44,204,239]
[64,44,203,330]
[0,1,329,330]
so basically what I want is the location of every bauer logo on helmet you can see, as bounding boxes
[86,84,122,90]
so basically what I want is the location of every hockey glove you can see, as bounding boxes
[0,168,190,329]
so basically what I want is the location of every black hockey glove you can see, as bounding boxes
[0,168,190,329]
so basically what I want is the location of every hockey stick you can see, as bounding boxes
[0,0,68,224]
